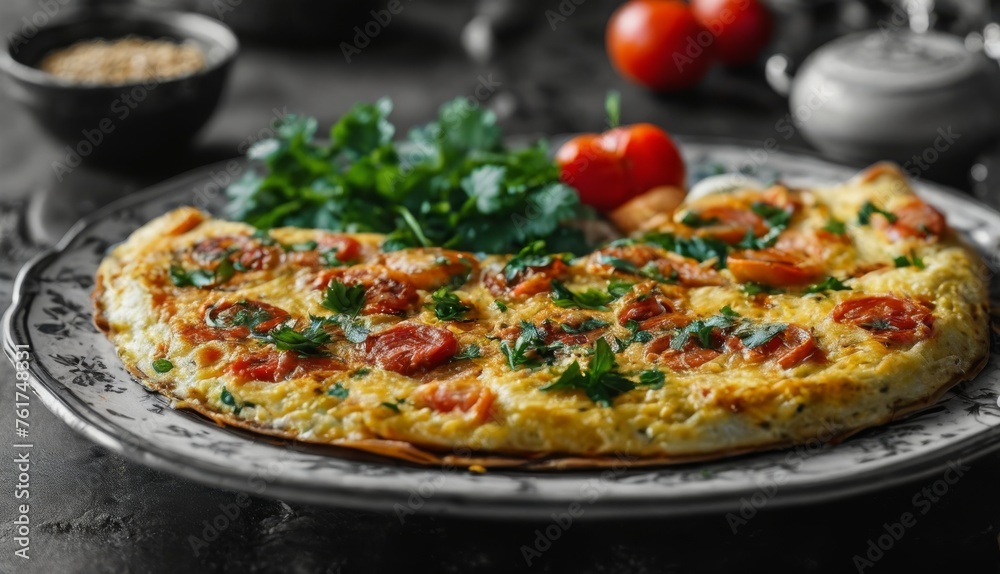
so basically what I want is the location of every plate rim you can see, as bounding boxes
[6,137,1000,519]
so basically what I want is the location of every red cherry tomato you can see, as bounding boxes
[556,123,685,212]
[691,0,773,66]
[606,0,715,91]
[878,199,947,241]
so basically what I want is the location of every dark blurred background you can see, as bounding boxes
[3,0,1000,572]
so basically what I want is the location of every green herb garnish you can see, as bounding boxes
[226,98,590,255]
[327,383,349,399]
[550,279,615,311]
[152,359,173,373]
[858,201,897,225]
[429,287,471,321]
[804,277,851,294]
[454,344,482,360]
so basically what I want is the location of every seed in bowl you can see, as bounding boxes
[39,36,205,85]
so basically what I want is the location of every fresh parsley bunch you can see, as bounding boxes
[226,98,592,255]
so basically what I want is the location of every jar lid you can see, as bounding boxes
[807,30,991,93]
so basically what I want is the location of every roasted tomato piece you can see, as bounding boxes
[616,290,689,331]
[832,295,935,345]
[313,266,420,315]
[190,235,280,271]
[364,323,459,376]
[496,318,608,348]
[380,248,478,291]
[230,351,344,383]
[411,381,496,423]
[686,206,769,245]
[486,259,570,298]
[725,324,818,369]
[879,199,947,241]
[590,244,723,286]
[285,235,363,267]
[646,334,721,371]
[727,248,823,287]
[181,300,291,343]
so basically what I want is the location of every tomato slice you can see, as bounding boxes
[285,235,363,267]
[230,351,344,382]
[380,248,478,291]
[364,323,459,376]
[616,291,689,331]
[646,334,722,370]
[590,244,723,286]
[486,259,570,298]
[180,300,291,343]
[314,266,420,315]
[832,295,934,345]
[190,235,280,271]
[727,248,822,287]
[879,199,947,241]
[687,206,769,245]
[725,324,818,369]
[411,381,496,423]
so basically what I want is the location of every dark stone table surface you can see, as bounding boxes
[2,1,1000,572]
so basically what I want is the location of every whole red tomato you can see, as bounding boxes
[556,123,685,213]
[606,0,715,91]
[691,0,773,66]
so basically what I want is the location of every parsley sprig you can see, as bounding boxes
[804,276,851,294]
[321,280,370,343]
[541,339,665,407]
[858,201,897,225]
[429,287,472,321]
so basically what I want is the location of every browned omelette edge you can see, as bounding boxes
[92,278,992,470]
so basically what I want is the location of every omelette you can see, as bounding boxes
[93,164,991,468]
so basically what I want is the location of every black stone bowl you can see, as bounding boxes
[0,7,238,163]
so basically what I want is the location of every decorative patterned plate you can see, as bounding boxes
[6,139,1000,519]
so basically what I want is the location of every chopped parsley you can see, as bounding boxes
[822,218,847,235]
[321,281,369,343]
[429,287,471,321]
[322,281,366,316]
[499,321,560,370]
[493,299,508,312]
[327,383,349,399]
[152,359,173,373]
[858,201,897,225]
[169,259,235,289]
[454,344,482,360]
[541,339,636,407]
[894,252,925,269]
[550,279,615,311]
[637,369,666,389]
[671,306,741,351]
[640,232,729,269]
[382,400,403,413]
[607,280,634,299]
[680,212,721,228]
[263,316,333,355]
[733,322,788,349]
[320,248,351,267]
[804,276,851,294]
[597,255,677,284]
[219,387,253,414]
[503,241,563,283]
[743,282,784,296]
[611,319,654,351]
[560,318,611,334]
[351,368,370,378]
